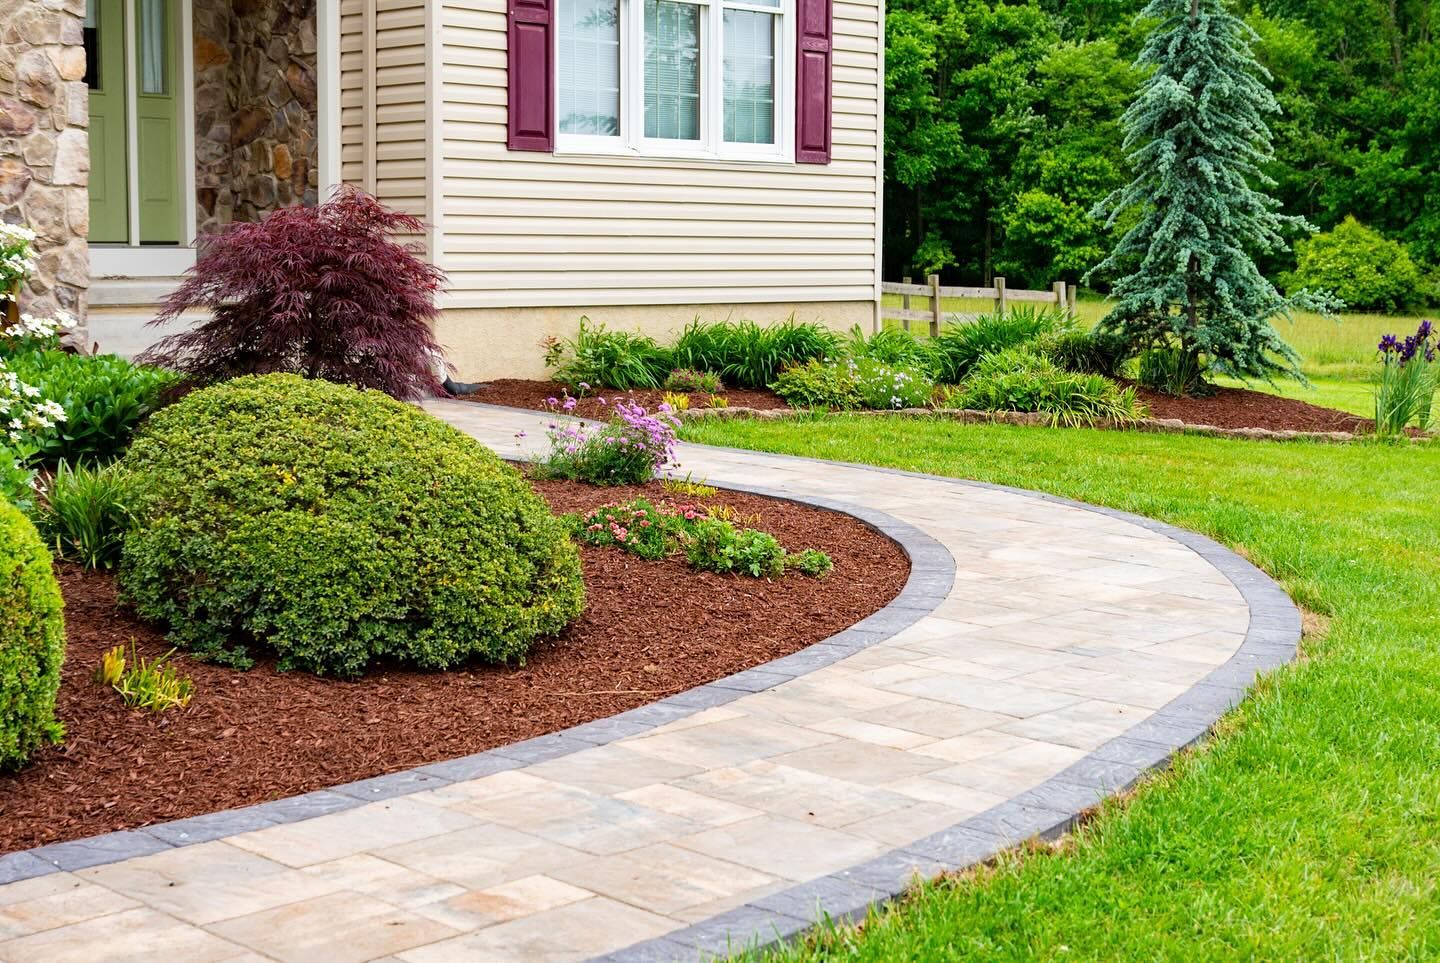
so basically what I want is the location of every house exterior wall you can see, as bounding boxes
[340,0,883,380]
[339,0,430,220]
[0,0,89,324]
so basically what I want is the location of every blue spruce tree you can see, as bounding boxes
[1088,0,1331,395]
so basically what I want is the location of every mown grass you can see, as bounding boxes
[881,293,1435,416]
[678,415,1440,960]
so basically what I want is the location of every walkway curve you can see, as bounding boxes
[0,401,1299,963]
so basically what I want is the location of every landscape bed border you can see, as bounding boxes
[680,404,1436,444]
[0,426,1302,963]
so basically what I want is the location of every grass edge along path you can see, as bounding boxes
[676,414,1440,961]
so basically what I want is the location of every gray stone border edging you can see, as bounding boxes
[0,468,955,887]
[593,433,1302,962]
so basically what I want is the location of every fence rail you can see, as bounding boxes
[880,274,1077,336]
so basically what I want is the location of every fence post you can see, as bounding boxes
[928,274,942,337]
[901,275,912,333]
[1067,283,1077,319]
[1053,281,1067,316]
[994,276,1007,316]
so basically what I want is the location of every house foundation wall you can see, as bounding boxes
[435,302,876,382]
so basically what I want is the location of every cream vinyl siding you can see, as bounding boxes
[339,0,431,220]
[437,0,882,309]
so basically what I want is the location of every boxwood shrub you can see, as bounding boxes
[0,499,66,770]
[118,374,584,677]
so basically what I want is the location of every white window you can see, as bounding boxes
[555,0,792,161]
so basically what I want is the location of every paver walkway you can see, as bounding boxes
[0,401,1296,963]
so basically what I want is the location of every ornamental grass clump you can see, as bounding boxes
[1373,320,1437,438]
[539,399,680,485]
[118,374,583,677]
[141,187,447,401]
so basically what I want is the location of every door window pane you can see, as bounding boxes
[558,0,621,135]
[83,0,100,89]
[722,8,775,144]
[644,0,701,141]
[139,0,167,95]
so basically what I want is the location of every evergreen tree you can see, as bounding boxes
[1087,0,1329,394]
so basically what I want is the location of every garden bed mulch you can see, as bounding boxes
[0,479,907,854]
[462,377,1388,437]
[460,378,794,417]
[1129,383,1377,434]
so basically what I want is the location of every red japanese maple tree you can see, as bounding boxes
[143,187,448,401]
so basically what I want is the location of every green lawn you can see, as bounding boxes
[882,293,1435,417]
[677,415,1440,960]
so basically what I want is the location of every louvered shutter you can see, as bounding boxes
[508,0,555,151]
[795,0,832,164]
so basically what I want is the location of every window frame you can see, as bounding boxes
[554,0,795,164]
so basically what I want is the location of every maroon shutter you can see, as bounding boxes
[508,0,555,151]
[795,0,832,164]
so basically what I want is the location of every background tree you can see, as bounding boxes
[1086,0,1331,394]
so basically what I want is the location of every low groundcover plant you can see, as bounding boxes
[567,496,833,578]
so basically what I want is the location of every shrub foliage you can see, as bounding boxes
[952,346,1147,426]
[118,374,584,677]
[9,351,177,464]
[0,499,65,769]
[1284,217,1428,314]
[542,319,672,390]
[928,308,1063,384]
[142,187,447,401]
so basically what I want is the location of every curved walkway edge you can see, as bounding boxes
[0,401,1300,963]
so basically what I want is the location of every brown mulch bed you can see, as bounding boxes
[1130,383,1376,433]
[0,480,906,854]
[461,378,794,417]
[467,377,1379,435]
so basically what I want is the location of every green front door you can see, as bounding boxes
[86,0,128,243]
[86,0,182,245]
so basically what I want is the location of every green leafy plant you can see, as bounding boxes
[95,642,195,712]
[670,319,841,389]
[1137,344,1210,397]
[771,357,933,410]
[567,498,695,560]
[770,358,864,409]
[1036,327,1133,378]
[118,374,584,677]
[34,460,136,569]
[0,499,65,770]
[8,351,177,464]
[844,326,935,372]
[1283,217,1427,314]
[786,548,834,578]
[663,367,722,393]
[954,346,1148,426]
[1372,321,1437,438]
[683,515,787,578]
[929,308,1064,384]
[542,318,672,390]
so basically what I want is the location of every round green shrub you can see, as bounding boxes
[0,499,66,770]
[1284,216,1428,313]
[118,374,584,677]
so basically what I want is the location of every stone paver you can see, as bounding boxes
[0,401,1297,962]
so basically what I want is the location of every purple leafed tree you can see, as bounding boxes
[143,187,448,401]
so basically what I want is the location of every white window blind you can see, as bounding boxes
[558,0,622,135]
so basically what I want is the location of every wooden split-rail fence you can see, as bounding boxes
[881,275,1078,336]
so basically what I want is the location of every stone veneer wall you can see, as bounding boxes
[0,0,89,322]
[194,0,318,235]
